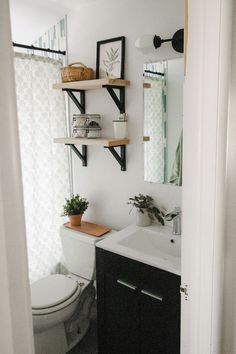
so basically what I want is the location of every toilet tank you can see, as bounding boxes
[60,226,108,280]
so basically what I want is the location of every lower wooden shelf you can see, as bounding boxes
[54,137,129,147]
[54,137,129,171]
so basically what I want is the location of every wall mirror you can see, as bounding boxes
[143,57,184,186]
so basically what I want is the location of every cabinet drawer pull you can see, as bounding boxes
[117,279,137,290]
[141,289,163,301]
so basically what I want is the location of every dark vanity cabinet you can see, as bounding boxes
[96,248,181,354]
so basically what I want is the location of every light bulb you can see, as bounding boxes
[135,35,155,54]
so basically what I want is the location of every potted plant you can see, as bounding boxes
[62,194,89,226]
[127,194,165,227]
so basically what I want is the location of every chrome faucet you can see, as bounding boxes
[165,207,181,235]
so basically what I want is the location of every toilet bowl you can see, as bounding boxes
[32,274,82,333]
[31,226,114,354]
[32,274,94,354]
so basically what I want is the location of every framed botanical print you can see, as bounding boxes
[96,36,125,79]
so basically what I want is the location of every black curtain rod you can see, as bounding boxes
[144,70,165,76]
[12,42,66,56]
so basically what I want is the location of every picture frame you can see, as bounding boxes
[96,36,125,79]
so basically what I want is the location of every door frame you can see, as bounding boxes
[0,0,34,353]
[181,0,233,353]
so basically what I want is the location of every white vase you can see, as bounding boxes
[136,209,152,227]
[113,121,127,139]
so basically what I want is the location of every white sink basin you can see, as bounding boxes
[96,224,181,275]
[118,228,181,259]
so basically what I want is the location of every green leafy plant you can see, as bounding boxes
[127,193,165,225]
[62,194,89,216]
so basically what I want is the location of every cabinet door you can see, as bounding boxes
[140,288,180,354]
[96,249,180,354]
[139,289,166,354]
[102,274,140,354]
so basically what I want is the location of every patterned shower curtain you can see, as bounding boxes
[14,53,70,283]
[143,75,166,183]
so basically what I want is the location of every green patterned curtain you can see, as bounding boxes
[143,62,167,183]
[34,16,67,60]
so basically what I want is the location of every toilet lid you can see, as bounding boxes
[31,274,80,309]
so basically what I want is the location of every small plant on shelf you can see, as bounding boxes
[62,194,89,226]
[127,194,165,226]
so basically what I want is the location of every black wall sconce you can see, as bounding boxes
[135,29,184,54]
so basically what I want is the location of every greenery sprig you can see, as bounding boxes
[127,193,165,225]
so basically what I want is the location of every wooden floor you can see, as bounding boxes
[68,301,98,354]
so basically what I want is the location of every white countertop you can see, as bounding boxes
[96,224,181,276]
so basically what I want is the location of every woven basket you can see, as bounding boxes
[61,62,94,82]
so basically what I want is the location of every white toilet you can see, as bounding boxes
[31,225,111,354]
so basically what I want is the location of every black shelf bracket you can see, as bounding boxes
[63,89,86,114]
[63,85,126,113]
[103,85,125,113]
[66,144,87,166]
[104,145,126,171]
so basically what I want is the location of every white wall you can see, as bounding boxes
[10,0,68,43]
[67,0,184,230]
[9,0,107,44]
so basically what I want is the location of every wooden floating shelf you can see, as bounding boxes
[53,78,130,91]
[54,137,130,147]
[53,79,130,170]
[54,137,129,171]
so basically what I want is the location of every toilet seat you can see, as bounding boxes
[31,274,82,316]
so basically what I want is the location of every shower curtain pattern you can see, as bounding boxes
[14,53,70,283]
[34,16,66,60]
[143,76,165,183]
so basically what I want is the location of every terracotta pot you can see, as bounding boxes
[68,214,83,226]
